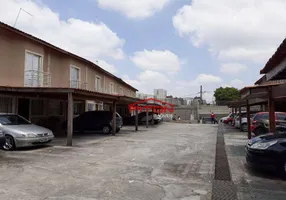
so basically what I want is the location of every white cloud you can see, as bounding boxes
[130,50,181,73]
[230,79,244,88]
[220,63,248,75]
[97,0,170,19]
[195,74,222,84]
[0,0,125,64]
[96,60,117,74]
[123,70,170,94]
[173,0,286,63]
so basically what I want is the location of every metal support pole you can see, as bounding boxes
[135,109,138,131]
[247,100,251,139]
[151,108,154,125]
[268,87,276,134]
[112,101,116,136]
[239,106,242,131]
[67,92,73,146]
[146,107,149,128]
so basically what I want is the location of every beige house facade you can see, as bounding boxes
[0,22,137,134]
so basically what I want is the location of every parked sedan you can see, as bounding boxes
[0,130,5,148]
[251,112,286,136]
[0,113,54,151]
[62,111,123,134]
[245,132,286,177]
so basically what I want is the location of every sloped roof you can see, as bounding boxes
[260,38,286,74]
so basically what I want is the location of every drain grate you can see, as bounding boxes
[212,125,238,200]
[214,132,231,181]
[212,180,237,200]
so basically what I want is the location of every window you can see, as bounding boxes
[0,115,31,125]
[110,82,114,94]
[70,66,80,88]
[119,87,123,95]
[95,76,101,92]
[127,90,130,96]
[277,113,286,120]
[24,51,43,87]
[87,103,95,111]
[0,97,13,113]
[74,102,84,115]
[254,113,268,121]
[98,102,104,110]
[48,100,64,116]
[31,99,45,116]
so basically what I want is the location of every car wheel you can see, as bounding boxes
[3,135,15,151]
[102,125,111,134]
[278,160,286,179]
[228,121,232,125]
[241,124,248,132]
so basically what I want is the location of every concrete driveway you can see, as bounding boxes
[0,123,216,200]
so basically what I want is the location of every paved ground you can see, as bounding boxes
[0,123,217,200]
[223,125,286,200]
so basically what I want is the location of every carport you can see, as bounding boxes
[128,98,174,128]
[0,86,141,146]
[237,83,286,139]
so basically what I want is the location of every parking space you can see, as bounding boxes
[0,123,217,200]
[223,125,286,200]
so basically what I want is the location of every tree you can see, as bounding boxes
[214,87,240,104]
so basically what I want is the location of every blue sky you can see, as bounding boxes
[1,0,286,101]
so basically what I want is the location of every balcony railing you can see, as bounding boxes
[24,70,51,87]
[70,80,87,90]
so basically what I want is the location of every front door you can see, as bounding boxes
[18,98,30,120]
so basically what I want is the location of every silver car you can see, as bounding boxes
[0,113,54,150]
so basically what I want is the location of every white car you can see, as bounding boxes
[141,113,160,124]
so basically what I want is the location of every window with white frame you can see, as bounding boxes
[95,76,101,92]
[110,82,114,94]
[70,66,80,88]
[24,51,43,87]
[98,102,104,110]
[119,87,123,95]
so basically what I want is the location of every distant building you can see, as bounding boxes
[154,89,167,100]
[136,93,153,99]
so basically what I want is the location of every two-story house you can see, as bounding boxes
[0,22,138,135]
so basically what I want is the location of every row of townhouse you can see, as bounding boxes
[0,22,137,134]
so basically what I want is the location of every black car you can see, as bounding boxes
[123,112,159,125]
[62,111,123,134]
[245,132,286,177]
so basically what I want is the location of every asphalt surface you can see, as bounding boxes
[0,123,217,200]
[223,125,286,200]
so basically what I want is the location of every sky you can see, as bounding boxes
[1,0,286,102]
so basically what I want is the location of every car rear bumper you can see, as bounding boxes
[15,136,54,148]
[0,137,5,147]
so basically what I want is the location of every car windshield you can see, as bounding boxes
[0,115,31,125]
[277,113,286,120]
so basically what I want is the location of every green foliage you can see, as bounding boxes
[214,87,240,102]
